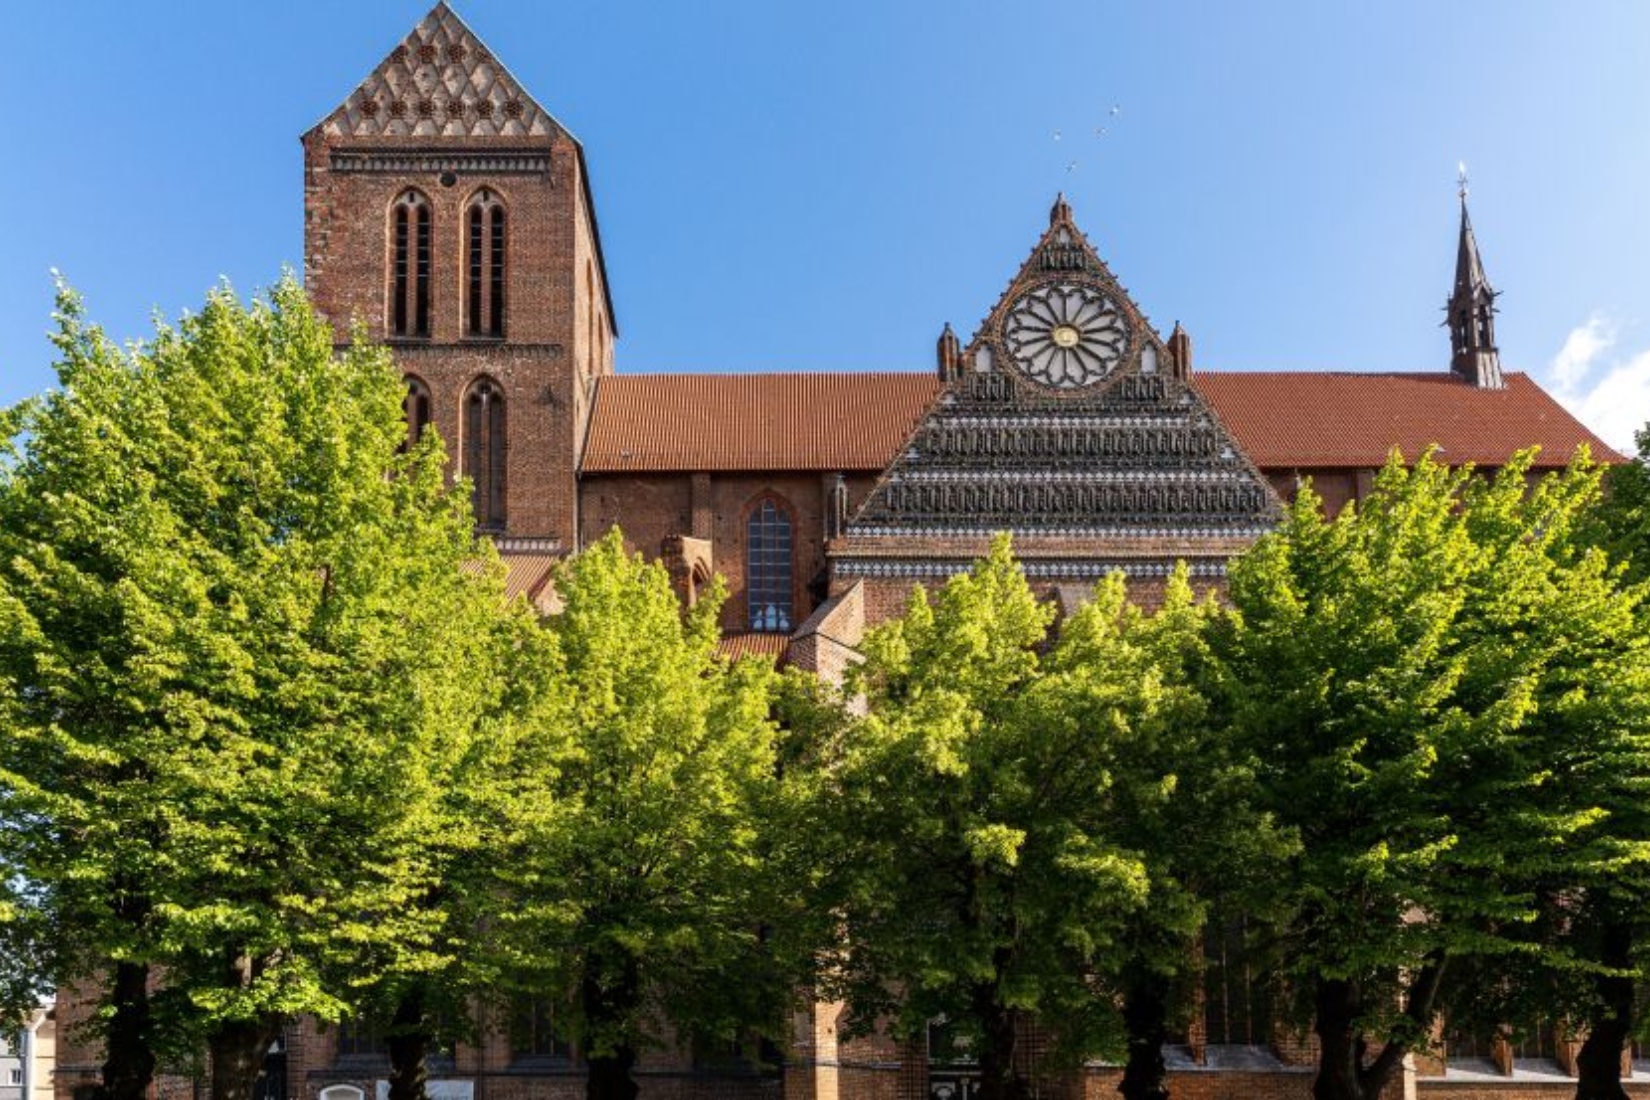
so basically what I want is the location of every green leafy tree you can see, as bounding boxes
[834,538,1249,1100]
[1463,426,1650,1100]
[0,279,517,1100]
[485,530,787,1100]
[1046,570,1294,1100]
[1594,424,1650,586]
[1221,449,1637,1100]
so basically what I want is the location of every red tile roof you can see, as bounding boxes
[581,370,1619,475]
[499,553,561,610]
[717,633,791,664]
[582,373,940,473]
[1194,372,1622,468]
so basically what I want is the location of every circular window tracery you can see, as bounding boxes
[1002,282,1130,389]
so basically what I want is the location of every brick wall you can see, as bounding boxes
[302,124,611,546]
[579,472,881,634]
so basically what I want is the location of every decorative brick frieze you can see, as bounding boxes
[330,150,552,176]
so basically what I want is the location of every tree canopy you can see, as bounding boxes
[0,279,524,1100]
[828,538,1285,1100]
[482,530,793,1100]
[1220,448,1650,1100]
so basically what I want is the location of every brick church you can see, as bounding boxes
[56,4,1627,1100]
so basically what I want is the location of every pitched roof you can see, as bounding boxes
[499,553,561,611]
[580,369,1618,475]
[312,2,565,141]
[1193,371,1621,468]
[581,373,940,473]
[716,633,791,665]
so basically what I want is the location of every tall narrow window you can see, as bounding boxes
[510,996,572,1063]
[1202,913,1273,1046]
[402,376,431,450]
[390,190,432,338]
[490,205,506,336]
[464,378,506,531]
[468,205,484,336]
[746,498,793,633]
[465,189,506,338]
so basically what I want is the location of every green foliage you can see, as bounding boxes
[0,278,517,1057]
[485,529,790,1064]
[1594,426,1650,586]
[830,537,1278,1075]
[1049,569,1294,1017]
[1446,431,1650,1049]
[1222,447,1650,1059]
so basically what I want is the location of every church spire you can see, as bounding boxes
[1446,170,1502,389]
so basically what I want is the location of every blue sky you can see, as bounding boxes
[4,1,1648,449]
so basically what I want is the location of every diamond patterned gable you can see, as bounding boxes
[313,1,564,140]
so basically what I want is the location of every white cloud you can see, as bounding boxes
[1549,313,1616,392]
[1539,313,1649,456]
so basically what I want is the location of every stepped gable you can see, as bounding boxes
[833,196,1281,585]
[311,1,564,140]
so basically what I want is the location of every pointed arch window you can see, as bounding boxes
[466,190,507,338]
[391,190,432,338]
[401,376,431,451]
[464,378,506,532]
[746,497,794,633]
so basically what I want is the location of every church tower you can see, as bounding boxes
[1446,181,1502,389]
[302,2,616,547]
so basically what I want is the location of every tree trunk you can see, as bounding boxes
[207,1018,278,1100]
[1313,977,1380,1100]
[97,961,156,1100]
[1575,920,1633,1100]
[1311,958,1444,1100]
[387,990,431,1100]
[585,1046,639,1100]
[1118,975,1170,1100]
[583,951,641,1100]
[972,982,1031,1100]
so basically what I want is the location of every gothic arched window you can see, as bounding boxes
[402,376,431,450]
[464,377,506,531]
[466,189,507,338]
[390,190,432,338]
[746,497,794,633]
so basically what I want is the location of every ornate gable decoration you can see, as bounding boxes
[317,2,561,140]
[840,198,1281,568]
[965,193,1170,392]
